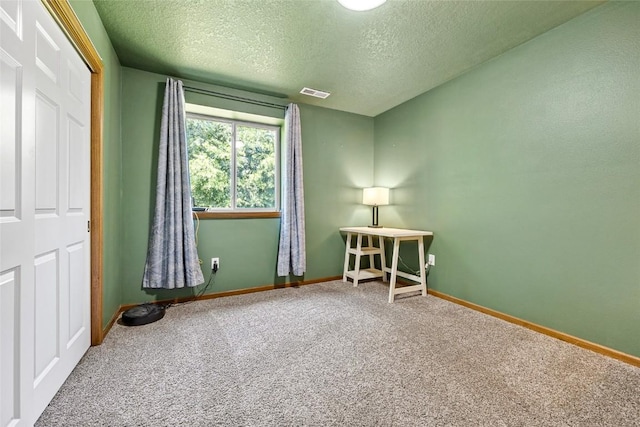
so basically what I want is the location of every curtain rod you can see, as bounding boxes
[183,86,288,110]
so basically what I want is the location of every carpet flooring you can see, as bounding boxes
[37,280,640,426]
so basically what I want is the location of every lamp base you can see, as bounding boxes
[368,206,383,229]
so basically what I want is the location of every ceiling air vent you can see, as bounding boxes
[300,87,331,99]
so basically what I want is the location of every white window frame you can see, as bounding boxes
[186,112,281,213]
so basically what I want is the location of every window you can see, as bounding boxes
[186,113,280,213]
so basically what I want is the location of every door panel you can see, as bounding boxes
[1,0,91,424]
[1,1,34,426]
[66,242,84,345]
[0,268,20,427]
[34,21,59,84]
[31,0,91,420]
[33,250,59,387]
[0,50,21,218]
[67,117,85,211]
[34,92,59,213]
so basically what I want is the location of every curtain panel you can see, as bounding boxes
[277,103,306,277]
[142,78,204,289]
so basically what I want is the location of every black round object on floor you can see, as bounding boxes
[121,303,165,326]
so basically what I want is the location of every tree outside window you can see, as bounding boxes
[186,114,280,211]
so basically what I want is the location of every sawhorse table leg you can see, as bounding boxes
[388,235,427,303]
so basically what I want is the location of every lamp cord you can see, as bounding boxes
[162,270,216,310]
[397,254,430,278]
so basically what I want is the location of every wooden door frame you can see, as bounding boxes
[42,0,105,345]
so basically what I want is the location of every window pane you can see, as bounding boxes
[186,118,232,208]
[236,125,276,209]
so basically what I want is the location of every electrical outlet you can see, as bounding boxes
[428,254,436,266]
[211,257,220,270]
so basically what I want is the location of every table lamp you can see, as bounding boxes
[363,187,389,228]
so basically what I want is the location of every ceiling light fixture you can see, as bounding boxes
[338,0,386,12]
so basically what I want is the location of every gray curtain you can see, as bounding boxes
[142,78,204,289]
[277,103,306,277]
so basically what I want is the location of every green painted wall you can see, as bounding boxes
[120,67,373,304]
[374,2,639,357]
[69,0,123,328]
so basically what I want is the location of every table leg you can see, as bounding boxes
[342,232,352,283]
[388,237,400,303]
[418,236,427,296]
[379,235,387,282]
[353,233,363,287]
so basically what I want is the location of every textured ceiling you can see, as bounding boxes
[92,0,604,117]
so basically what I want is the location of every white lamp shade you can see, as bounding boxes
[338,0,386,12]
[363,187,389,206]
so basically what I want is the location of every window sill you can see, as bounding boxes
[193,211,281,219]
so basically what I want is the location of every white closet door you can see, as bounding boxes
[1,0,91,425]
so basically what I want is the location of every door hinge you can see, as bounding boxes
[87,220,90,232]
